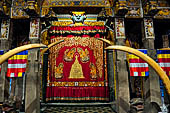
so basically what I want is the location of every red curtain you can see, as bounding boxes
[46,26,109,101]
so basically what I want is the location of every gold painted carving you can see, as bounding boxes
[69,55,84,79]
[155,9,170,18]
[105,8,113,16]
[41,30,49,45]
[41,7,49,17]
[42,0,110,7]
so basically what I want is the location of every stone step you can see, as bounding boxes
[41,106,116,113]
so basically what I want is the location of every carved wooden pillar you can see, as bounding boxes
[142,18,162,112]
[25,18,40,113]
[0,19,12,103]
[115,18,130,113]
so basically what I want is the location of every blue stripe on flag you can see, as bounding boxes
[16,50,28,55]
[22,72,25,76]
[0,50,4,55]
[145,72,149,76]
[129,49,147,54]
[138,49,147,54]
[157,50,170,54]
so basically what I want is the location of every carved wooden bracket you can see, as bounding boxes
[114,1,128,16]
[143,1,159,16]
[0,1,11,17]
[24,1,39,17]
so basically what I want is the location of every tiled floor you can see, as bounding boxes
[42,106,115,113]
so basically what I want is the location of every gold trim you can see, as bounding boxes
[46,97,109,101]
[48,81,105,87]
[51,21,73,26]
[72,11,85,15]
[51,21,105,26]
[84,22,105,26]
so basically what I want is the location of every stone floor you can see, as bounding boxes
[41,106,116,113]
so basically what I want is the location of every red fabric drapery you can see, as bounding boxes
[46,26,109,101]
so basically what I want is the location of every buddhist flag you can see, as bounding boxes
[129,49,149,76]
[0,50,4,72]
[157,50,170,76]
[7,50,28,77]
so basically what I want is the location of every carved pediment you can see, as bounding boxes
[42,0,111,7]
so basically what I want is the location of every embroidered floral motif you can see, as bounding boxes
[90,63,98,79]
[50,36,103,79]
[55,63,64,79]
[77,48,89,63]
[64,48,76,62]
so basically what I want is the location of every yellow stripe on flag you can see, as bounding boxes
[141,72,145,76]
[18,72,23,77]
[157,54,170,58]
[129,54,140,59]
[9,55,28,60]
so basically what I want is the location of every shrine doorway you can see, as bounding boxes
[42,25,110,102]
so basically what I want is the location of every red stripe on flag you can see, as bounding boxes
[129,59,146,63]
[130,67,149,72]
[7,68,26,73]
[160,67,170,70]
[130,71,143,76]
[158,58,170,63]
[6,73,10,77]
[130,67,149,76]
[8,59,27,64]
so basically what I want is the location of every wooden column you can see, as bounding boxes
[14,77,23,109]
[107,50,115,102]
[0,41,10,102]
[115,18,130,113]
[162,35,170,107]
[42,51,48,103]
[25,18,40,113]
[143,18,162,112]
[0,19,12,103]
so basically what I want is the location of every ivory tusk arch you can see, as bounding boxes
[98,38,114,45]
[160,48,170,50]
[0,44,47,65]
[105,46,170,95]
[0,40,64,64]
[98,38,170,95]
